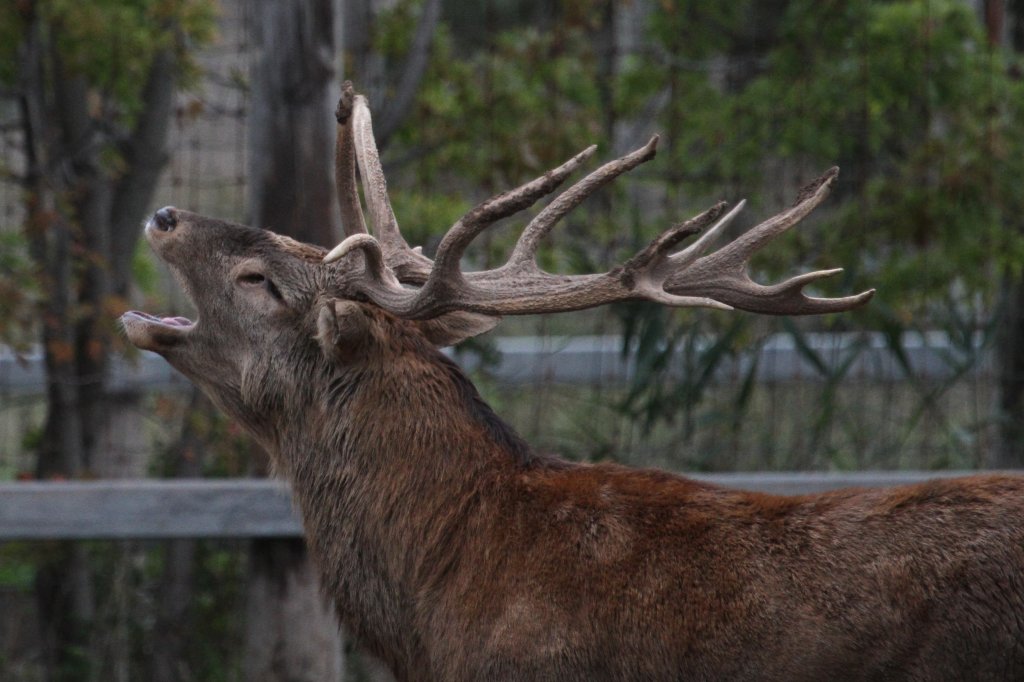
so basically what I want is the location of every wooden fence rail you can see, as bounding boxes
[0,471,1000,540]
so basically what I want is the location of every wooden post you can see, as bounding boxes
[244,539,344,682]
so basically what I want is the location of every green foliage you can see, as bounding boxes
[603,0,1024,453]
[382,0,1022,466]
[736,0,1024,313]
[149,394,257,479]
[184,542,246,680]
[2,0,217,351]
[612,0,1024,316]
[388,188,471,251]
[390,0,684,288]
[14,0,218,120]
[0,544,35,591]
[399,20,606,190]
[131,239,160,297]
[618,304,754,438]
[1,538,248,680]
[0,232,41,349]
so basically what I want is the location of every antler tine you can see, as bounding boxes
[625,202,727,273]
[413,137,660,313]
[323,234,402,289]
[346,93,434,280]
[663,168,876,315]
[669,200,747,268]
[725,167,839,263]
[380,200,734,319]
[428,145,599,285]
[702,267,875,315]
[325,87,433,279]
[617,201,735,310]
[335,81,369,238]
[505,136,660,271]
[467,145,599,229]
[351,95,404,249]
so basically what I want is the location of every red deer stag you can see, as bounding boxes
[122,82,1024,681]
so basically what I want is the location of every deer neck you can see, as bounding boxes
[272,338,538,663]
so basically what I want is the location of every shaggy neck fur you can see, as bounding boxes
[264,314,548,676]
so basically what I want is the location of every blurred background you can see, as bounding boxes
[1,0,1023,679]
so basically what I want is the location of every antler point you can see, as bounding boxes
[323,234,375,264]
[336,83,356,124]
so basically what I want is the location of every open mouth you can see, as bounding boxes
[125,311,193,327]
[121,310,196,352]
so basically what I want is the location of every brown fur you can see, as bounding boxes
[124,209,1024,681]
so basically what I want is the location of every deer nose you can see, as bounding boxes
[153,206,178,232]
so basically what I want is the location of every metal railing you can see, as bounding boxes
[0,331,991,396]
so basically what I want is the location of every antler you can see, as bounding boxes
[325,82,874,320]
[332,81,433,282]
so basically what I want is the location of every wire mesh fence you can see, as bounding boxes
[0,0,1011,477]
[0,2,1019,680]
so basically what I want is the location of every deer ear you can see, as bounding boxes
[316,300,372,360]
[415,312,501,347]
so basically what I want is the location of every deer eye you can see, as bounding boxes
[238,272,285,302]
[239,273,266,285]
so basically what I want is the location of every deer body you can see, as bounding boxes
[262,311,1024,681]
[121,83,1024,680]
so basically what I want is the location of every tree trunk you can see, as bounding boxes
[149,389,209,682]
[340,0,440,152]
[341,0,387,116]
[248,0,341,247]
[246,2,346,679]
[247,0,442,674]
[371,0,441,149]
[244,539,345,682]
[995,278,1024,467]
[17,4,184,675]
[988,0,1024,468]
